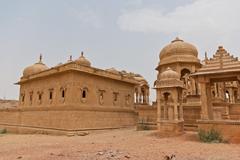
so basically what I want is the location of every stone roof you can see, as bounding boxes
[193,46,240,76]
[17,61,140,85]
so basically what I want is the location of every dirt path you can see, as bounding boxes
[0,128,240,160]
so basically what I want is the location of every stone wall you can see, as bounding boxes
[135,104,157,130]
[0,106,137,134]
[198,120,240,143]
[135,103,201,131]
[183,105,201,131]
[229,103,240,120]
[19,71,135,109]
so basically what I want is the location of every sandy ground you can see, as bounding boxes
[0,128,240,160]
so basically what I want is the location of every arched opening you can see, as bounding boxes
[225,90,230,102]
[181,68,191,79]
[49,91,53,100]
[38,94,42,101]
[82,90,86,98]
[62,90,65,98]
[212,91,216,98]
[163,92,170,102]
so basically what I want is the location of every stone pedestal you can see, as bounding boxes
[157,120,184,136]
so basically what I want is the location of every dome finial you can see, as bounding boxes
[171,37,183,43]
[39,54,43,63]
[205,51,208,59]
[68,55,73,62]
[81,51,84,57]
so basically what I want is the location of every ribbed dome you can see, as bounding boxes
[75,52,91,67]
[160,67,180,80]
[159,37,199,65]
[23,55,48,77]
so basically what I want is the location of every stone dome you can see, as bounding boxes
[159,37,199,65]
[23,55,49,77]
[75,52,91,67]
[160,67,180,80]
[106,67,119,74]
[134,76,146,82]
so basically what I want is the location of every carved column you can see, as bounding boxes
[214,83,218,98]
[199,77,212,120]
[173,90,178,121]
[191,78,196,95]
[178,89,184,121]
[199,82,208,120]
[157,90,161,123]
[163,100,167,120]
[237,78,240,100]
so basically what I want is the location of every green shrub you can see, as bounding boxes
[0,128,7,134]
[198,128,223,143]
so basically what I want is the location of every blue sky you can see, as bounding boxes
[0,0,240,100]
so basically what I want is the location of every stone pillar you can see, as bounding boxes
[179,90,184,121]
[237,80,240,100]
[135,92,139,103]
[139,93,142,103]
[229,88,233,103]
[191,78,196,95]
[214,83,218,98]
[199,79,213,120]
[146,90,149,104]
[157,90,161,128]
[173,90,178,121]
[223,82,226,101]
[163,103,167,120]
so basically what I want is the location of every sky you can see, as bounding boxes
[0,0,240,101]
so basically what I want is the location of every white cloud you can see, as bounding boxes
[68,6,103,28]
[118,0,240,34]
[118,0,240,57]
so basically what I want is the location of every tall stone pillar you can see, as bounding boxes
[191,78,196,95]
[157,90,161,128]
[199,79,212,120]
[237,81,240,100]
[173,90,179,120]
[214,83,218,98]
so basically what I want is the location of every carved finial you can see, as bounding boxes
[205,52,208,60]
[68,55,73,62]
[39,54,43,63]
[171,37,183,43]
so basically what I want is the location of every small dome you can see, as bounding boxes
[75,52,91,67]
[134,75,148,84]
[23,55,48,77]
[159,37,199,65]
[106,67,119,74]
[134,76,146,82]
[160,67,180,80]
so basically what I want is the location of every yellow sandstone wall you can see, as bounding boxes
[0,106,137,134]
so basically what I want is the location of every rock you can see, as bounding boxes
[125,155,131,159]
[66,132,75,137]
[77,132,89,136]
[97,151,104,155]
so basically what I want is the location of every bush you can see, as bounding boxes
[0,128,7,134]
[198,128,223,143]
